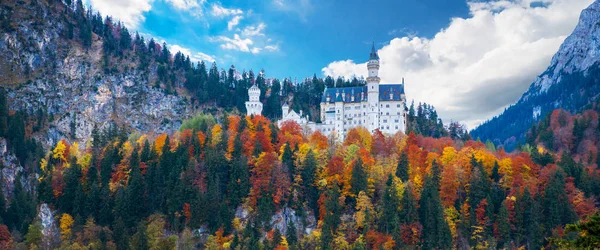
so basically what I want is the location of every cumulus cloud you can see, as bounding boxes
[211,4,243,17]
[242,23,267,37]
[322,0,594,129]
[87,0,152,29]
[228,16,243,30]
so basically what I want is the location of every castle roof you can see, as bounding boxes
[369,42,379,60]
[321,84,404,103]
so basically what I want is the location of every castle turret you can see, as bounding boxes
[245,84,263,116]
[367,42,380,132]
[282,103,289,118]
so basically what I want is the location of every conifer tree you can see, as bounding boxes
[281,143,294,180]
[419,173,452,249]
[396,151,409,182]
[228,156,249,209]
[321,183,341,249]
[496,200,510,248]
[380,175,400,235]
[301,150,320,217]
[127,147,146,226]
[287,220,298,247]
[400,185,418,225]
[543,170,577,231]
[350,158,368,199]
[130,221,149,250]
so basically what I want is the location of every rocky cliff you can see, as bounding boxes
[1,0,194,149]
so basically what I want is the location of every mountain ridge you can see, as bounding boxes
[471,0,600,150]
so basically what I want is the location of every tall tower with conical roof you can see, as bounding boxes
[367,42,380,132]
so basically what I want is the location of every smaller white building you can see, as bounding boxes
[278,103,311,126]
[245,84,263,116]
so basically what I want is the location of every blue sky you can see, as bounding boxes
[91,0,470,78]
[89,0,593,128]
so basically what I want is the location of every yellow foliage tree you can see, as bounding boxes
[60,213,74,240]
[77,153,92,170]
[354,191,375,230]
[440,147,457,166]
[211,124,223,148]
[53,140,69,165]
[155,134,168,155]
[498,158,513,188]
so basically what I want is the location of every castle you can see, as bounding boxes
[247,44,407,139]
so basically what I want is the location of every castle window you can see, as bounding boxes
[383,119,387,123]
[386,104,390,108]
[395,126,398,129]
[386,126,389,129]
[395,120,399,123]
[397,104,401,108]
[386,112,389,115]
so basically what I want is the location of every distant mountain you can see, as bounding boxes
[471,1,600,151]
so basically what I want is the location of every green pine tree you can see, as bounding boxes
[396,151,409,182]
[419,173,452,249]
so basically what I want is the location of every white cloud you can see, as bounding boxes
[210,34,278,54]
[164,0,203,9]
[251,47,262,54]
[164,0,205,17]
[322,0,594,129]
[211,34,254,53]
[87,0,152,29]
[211,4,243,17]
[228,15,243,30]
[264,44,279,52]
[242,23,266,37]
[193,52,216,62]
[271,0,313,21]
[169,44,216,63]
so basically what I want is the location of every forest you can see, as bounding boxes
[1,0,600,249]
[1,102,599,249]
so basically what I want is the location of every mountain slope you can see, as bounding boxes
[471,1,600,150]
[0,0,193,148]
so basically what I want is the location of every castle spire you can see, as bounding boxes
[369,41,379,60]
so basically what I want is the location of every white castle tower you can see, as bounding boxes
[245,84,263,116]
[366,42,380,132]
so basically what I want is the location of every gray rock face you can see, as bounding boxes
[38,203,60,249]
[0,138,24,200]
[522,0,600,100]
[0,2,194,149]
